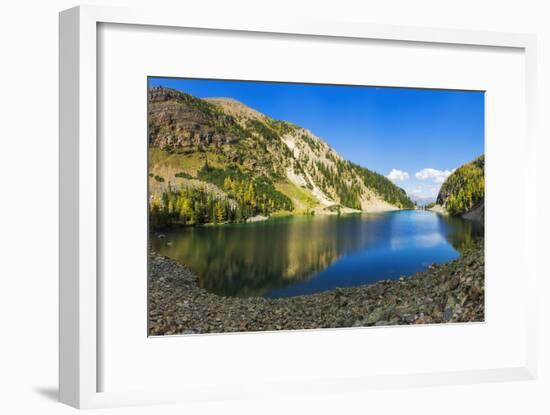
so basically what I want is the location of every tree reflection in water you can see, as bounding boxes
[151,211,483,298]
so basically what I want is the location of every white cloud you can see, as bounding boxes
[387,169,409,182]
[415,168,454,184]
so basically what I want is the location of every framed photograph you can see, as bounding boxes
[146,77,486,335]
[59,5,538,409]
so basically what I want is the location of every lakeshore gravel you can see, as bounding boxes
[148,241,484,335]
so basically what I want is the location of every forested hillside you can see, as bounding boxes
[435,155,484,219]
[148,87,414,228]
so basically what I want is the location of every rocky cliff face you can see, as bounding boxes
[148,87,245,149]
[148,86,414,213]
[462,201,484,223]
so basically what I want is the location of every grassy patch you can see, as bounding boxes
[149,148,225,196]
[275,181,319,211]
[269,210,294,218]
[148,148,225,183]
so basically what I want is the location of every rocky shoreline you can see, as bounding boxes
[148,241,484,335]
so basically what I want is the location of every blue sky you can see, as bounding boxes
[149,77,484,203]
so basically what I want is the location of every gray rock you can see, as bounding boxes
[147,239,484,335]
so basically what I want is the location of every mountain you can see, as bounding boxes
[410,195,437,207]
[148,87,414,228]
[435,155,484,223]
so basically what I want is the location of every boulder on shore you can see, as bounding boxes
[246,215,269,223]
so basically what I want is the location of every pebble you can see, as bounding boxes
[148,240,485,335]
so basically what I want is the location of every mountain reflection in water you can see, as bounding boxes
[150,210,483,298]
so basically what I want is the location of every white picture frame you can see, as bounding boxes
[59,4,538,409]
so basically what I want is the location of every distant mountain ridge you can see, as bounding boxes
[148,87,414,227]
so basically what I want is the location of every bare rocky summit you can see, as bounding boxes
[205,97,267,122]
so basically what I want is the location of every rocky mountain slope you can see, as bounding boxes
[148,87,414,227]
[435,155,484,223]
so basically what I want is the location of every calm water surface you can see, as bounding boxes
[151,210,483,298]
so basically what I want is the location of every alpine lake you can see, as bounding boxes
[150,210,483,299]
